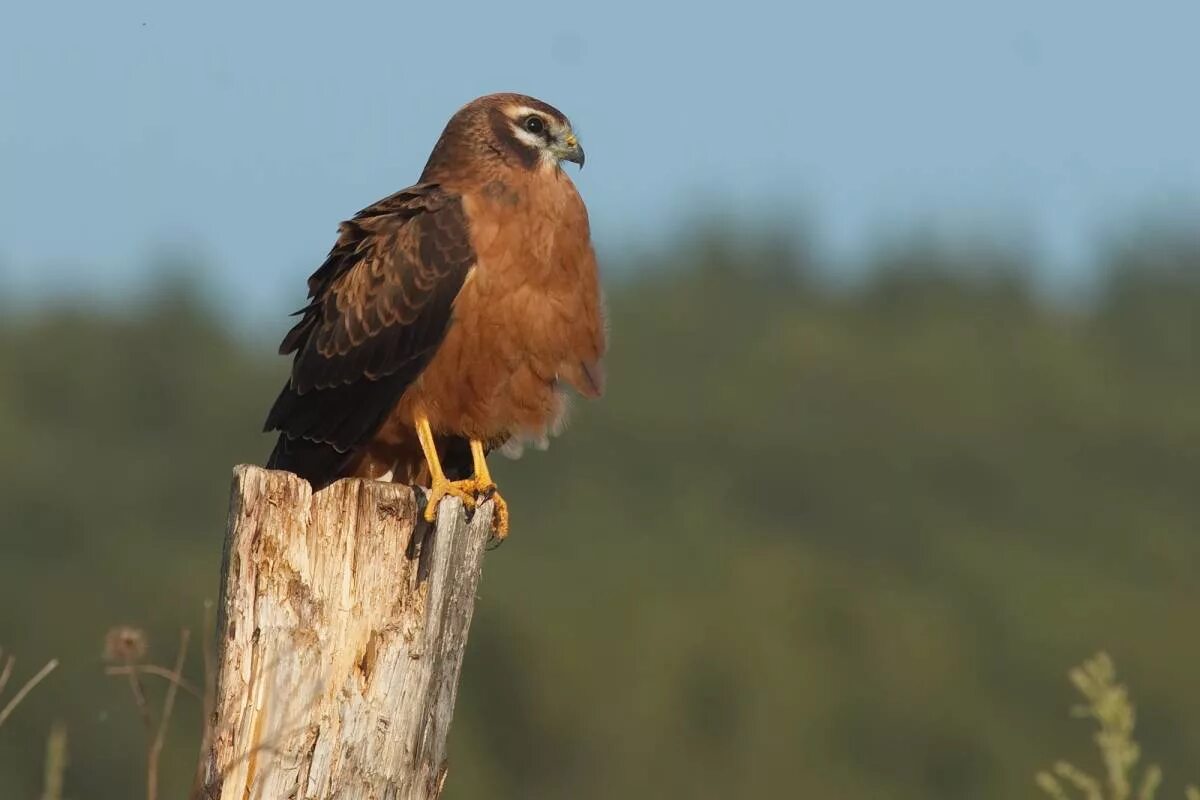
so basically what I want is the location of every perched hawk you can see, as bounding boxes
[264,93,606,538]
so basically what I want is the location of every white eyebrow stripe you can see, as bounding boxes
[510,106,547,120]
[506,105,569,131]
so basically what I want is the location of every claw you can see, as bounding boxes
[423,477,477,523]
[475,482,510,540]
[415,422,511,538]
[467,439,509,539]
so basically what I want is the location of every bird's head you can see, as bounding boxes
[422,93,585,179]
[496,99,585,169]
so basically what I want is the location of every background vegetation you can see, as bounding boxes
[1,223,1198,798]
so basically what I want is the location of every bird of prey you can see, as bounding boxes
[264,93,606,538]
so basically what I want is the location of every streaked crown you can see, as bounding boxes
[422,93,585,179]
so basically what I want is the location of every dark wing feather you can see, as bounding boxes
[264,183,474,487]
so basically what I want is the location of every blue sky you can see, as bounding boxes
[2,0,1198,317]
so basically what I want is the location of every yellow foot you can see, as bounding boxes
[423,477,478,523]
[475,482,510,541]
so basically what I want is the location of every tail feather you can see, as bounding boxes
[266,432,475,491]
[266,435,355,491]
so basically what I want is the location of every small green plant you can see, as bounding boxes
[1036,653,1199,800]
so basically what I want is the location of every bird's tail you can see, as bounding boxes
[266,435,355,491]
[266,433,475,490]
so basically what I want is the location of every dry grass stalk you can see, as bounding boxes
[190,600,218,798]
[147,628,191,800]
[106,627,155,738]
[1036,652,1199,800]
[0,656,59,729]
[103,626,195,800]
[104,665,201,698]
[40,721,68,800]
[0,648,14,697]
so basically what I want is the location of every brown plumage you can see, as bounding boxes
[265,93,606,537]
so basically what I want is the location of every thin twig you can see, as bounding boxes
[123,659,155,739]
[105,665,201,698]
[0,659,59,728]
[0,651,14,698]
[148,628,190,800]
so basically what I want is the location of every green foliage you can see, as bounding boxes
[1,227,1198,798]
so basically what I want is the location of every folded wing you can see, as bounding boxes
[264,184,475,487]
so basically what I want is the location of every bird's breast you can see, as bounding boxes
[407,175,602,440]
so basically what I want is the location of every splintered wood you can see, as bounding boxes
[198,465,493,800]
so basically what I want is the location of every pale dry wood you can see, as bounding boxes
[198,465,494,800]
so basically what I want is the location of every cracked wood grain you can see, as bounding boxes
[197,465,493,800]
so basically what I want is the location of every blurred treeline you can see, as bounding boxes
[1,223,1198,799]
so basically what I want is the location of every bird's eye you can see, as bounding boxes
[523,115,546,135]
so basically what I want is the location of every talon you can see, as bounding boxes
[475,482,510,540]
[467,439,509,540]
[417,429,512,537]
[492,494,510,539]
[423,477,477,523]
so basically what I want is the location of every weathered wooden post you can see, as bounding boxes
[197,464,494,800]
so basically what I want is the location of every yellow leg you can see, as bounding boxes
[470,440,510,539]
[415,415,476,523]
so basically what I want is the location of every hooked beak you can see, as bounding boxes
[562,133,585,168]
